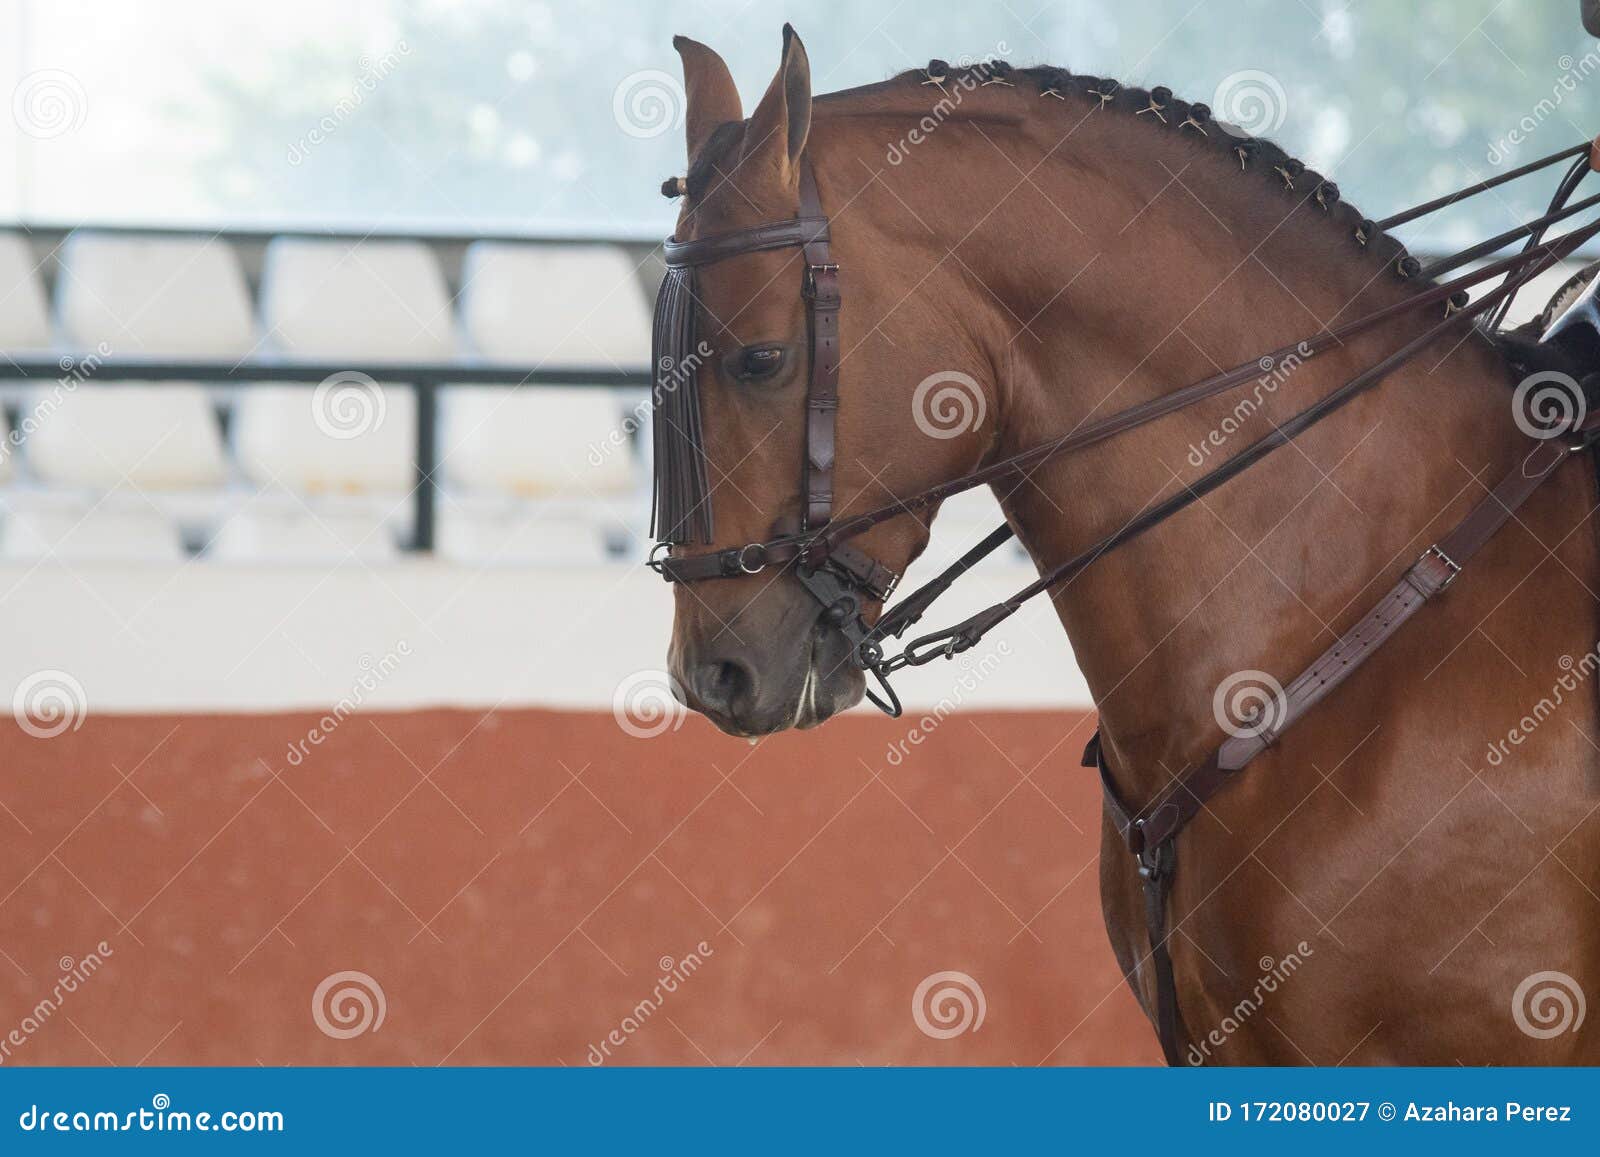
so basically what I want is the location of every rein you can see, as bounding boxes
[650,139,1600,715]
[643,131,1600,1062]
[648,134,1600,1064]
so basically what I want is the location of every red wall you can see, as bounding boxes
[0,707,1159,1065]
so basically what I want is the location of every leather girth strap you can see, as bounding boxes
[798,158,839,531]
[1081,415,1600,1066]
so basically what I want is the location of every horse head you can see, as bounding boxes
[655,28,998,737]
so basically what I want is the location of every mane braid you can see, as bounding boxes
[883,59,1434,298]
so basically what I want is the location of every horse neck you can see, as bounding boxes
[830,106,1523,783]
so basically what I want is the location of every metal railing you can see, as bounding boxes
[0,354,652,552]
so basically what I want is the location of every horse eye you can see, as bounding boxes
[737,346,786,380]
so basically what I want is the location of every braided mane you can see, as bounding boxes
[876,58,1434,292]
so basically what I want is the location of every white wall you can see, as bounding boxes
[0,554,1093,715]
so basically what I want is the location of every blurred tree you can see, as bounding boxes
[192,0,1600,246]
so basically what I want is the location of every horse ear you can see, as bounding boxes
[674,35,742,162]
[744,24,812,183]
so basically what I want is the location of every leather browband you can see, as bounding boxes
[654,151,848,581]
[663,217,830,267]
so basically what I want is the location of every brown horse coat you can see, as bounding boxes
[662,29,1600,1064]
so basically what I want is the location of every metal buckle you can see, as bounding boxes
[736,543,768,575]
[1136,832,1173,879]
[802,263,840,300]
[1420,544,1461,591]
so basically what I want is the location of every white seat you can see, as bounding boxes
[460,242,650,365]
[435,499,619,566]
[236,239,445,538]
[34,234,239,555]
[446,243,647,540]
[22,383,227,491]
[260,237,455,360]
[439,386,634,497]
[233,379,417,495]
[56,232,255,356]
[0,233,51,352]
[0,497,184,561]
[206,497,401,563]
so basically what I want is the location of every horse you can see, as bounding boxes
[652,27,1600,1065]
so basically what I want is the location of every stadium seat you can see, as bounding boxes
[55,232,255,356]
[438,385,634,497]
[242,238,444,478]
[433,497,621,566]
[226,238,446,558]
[205,495,402,563]
[21,382,228,492]
[260,237,454,361]
[27,234,242,547]
[233,377,417,495]
[460,242,650,365]
[0,496,185,562]
[0,232,51,352]
[440,243,648,562]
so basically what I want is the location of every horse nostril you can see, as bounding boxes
[712,660,746,699]
[692,656,757,717]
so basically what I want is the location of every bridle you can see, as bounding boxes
[651,141,1600,709]
[649,154,903,711]
[649,136,1600,1063]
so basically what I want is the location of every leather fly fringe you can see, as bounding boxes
[650,264,713,544]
